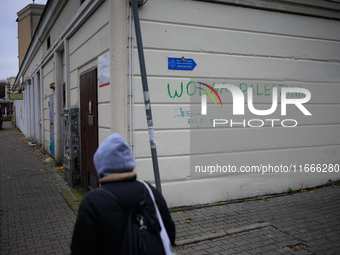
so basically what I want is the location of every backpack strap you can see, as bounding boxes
[139,181,175,255]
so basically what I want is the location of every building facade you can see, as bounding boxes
[0,77,15,119]
[13,0,340,207]
[17,4,45,68]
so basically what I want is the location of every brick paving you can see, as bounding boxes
[0,122,76,255]
[172,183,340,254]
[1,121,340,255]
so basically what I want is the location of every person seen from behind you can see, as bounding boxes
[71,133,176,254]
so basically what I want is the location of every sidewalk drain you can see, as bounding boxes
[175,222,271,246]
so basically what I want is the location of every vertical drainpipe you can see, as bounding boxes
[54,51,64,164]
[39,67,44,152]
[34,72,41,145]
[64,40,69,109]
[25,83,29,136]
[30,78,35,139]
[109,0,128,139]
[128,7,135,158]
[24,83,27,136]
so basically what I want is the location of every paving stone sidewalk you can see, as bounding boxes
[0,122,76,255]
[1,121,340,255]
[172,183,340,254]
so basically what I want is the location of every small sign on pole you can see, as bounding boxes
[10,93,23,100]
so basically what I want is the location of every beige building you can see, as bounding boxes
[13,0,340,207]
[17,4,45,68]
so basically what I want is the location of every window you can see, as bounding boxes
[47,36,51,49]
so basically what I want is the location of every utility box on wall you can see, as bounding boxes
[63,108,80,187]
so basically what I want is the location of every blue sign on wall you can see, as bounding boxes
[168,57,197,71]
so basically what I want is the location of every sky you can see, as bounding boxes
[0,0,48,81]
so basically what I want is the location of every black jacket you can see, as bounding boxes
[71,175,176,254]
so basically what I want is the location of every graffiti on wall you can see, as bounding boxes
[49,95,55,156]
[168,81,307,127]
[167,81,304,99]
[173,107,214,126]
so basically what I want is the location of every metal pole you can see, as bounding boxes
[131,0,162,193]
